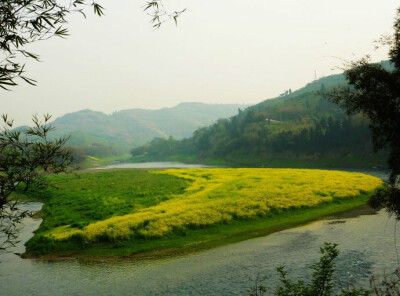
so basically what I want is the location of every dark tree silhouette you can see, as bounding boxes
[330,8,400,217]
[0,114,72,251]
[0,0,104,90]
[0,0,184,89]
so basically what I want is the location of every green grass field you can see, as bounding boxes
[24,168,382,259]
[28,170,189,233]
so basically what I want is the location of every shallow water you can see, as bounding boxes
[0,167,395,296]
[93,161,220,170]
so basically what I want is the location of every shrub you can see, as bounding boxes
[248,243,399,296]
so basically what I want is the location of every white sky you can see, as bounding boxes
[1,0,399,125]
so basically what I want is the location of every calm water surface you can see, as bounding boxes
[93,162,220,170]
[0,166,396,296]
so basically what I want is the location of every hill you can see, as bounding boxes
[48,102,247,157]
[131,72,388,168]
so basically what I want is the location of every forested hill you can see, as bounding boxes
[48,102,247,156]
[131,72,387,168]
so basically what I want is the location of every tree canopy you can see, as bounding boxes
[330,8,400,217]
[0,0,186,90]
[0,0,104,90]
[0,114,72,251]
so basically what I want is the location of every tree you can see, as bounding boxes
[0,0,185,252]
[65,145,86,164]
[0,0,185,90]
[330,8,400,217]
[0,0,106,252]
[0,0,104,90]
[0,114,72,251]
[143,0,186,29]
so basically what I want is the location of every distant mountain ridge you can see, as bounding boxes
[50,102,248,148]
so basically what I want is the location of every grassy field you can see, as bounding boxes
[77,154,133,169]
[25,168,382,258]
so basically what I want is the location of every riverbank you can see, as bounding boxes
[128,153,387,169]
[3,206,397,296]
[28,194,374,261]
[23,168,382,260]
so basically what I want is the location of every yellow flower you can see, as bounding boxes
[49,169,382,242]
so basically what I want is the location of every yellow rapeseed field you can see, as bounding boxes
[49,169,382,242]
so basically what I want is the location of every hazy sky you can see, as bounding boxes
[1,0,399,125]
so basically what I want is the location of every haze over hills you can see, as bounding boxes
[50,61,391,162]
[131,70,388,168]
[49,102,247,154]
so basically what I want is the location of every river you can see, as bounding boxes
[0,165,397,296]
[92,161,220,170]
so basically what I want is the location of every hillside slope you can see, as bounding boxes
[48,102,247,155]
[131,73,387,168]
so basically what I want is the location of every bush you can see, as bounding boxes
[248,243,399,296]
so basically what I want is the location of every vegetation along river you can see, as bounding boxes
[0,165,398,296]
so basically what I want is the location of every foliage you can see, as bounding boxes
[0,114,71,251]
[327,9,400,219]
[249,243,400,296]
[330,10,400,187]
[0,0,104,89]
[131,76,385,167]
[0,0,188,89]
[65,146,86,164]
[248,243,378,296]
[31,168,381,247]
[143,0,186,29]
[369,186,400,220]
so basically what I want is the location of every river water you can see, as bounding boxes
[92,161,220,170]
[0,166,398,296]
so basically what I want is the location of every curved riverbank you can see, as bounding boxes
[23,168,382,260]
[28,194,373,261]
[1,204,398,295]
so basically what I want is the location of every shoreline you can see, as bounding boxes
[24,194,375,262]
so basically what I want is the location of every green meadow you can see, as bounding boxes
[24,169,382,259]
